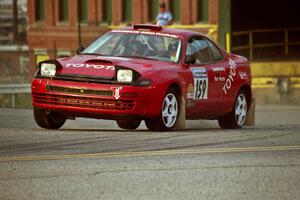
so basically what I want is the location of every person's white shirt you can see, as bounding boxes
[156,12,173,26]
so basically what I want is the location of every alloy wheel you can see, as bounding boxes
[161,93,178,128]
[235,93,247,126]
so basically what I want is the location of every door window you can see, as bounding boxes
[186,37,224,64]
[186,38,214,64]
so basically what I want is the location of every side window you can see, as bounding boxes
[186,38,214,64]
[207,40,223,61]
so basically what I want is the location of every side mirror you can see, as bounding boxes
[185,55,196,64]
[76,46,85,55]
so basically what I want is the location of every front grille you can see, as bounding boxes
[32,92,134,111]
[48,85,113,96]
[52,74,118,84]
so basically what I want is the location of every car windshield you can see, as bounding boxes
[82,31,182,63]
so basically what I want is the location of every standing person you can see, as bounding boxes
[156,3,173,26]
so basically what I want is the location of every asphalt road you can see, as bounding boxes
[0,105,299,200]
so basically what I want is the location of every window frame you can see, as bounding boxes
[35,0,45,22]
[170,0,180,22]
[197,0,209,23]
[58,0,69,22]
[147,0,159,22]
[102,0,112,24]
[122,0,132,23]
[79,0,88,23]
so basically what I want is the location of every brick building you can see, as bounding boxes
[0,0,27,45]
[27,0,218,73]
[26,0,300,104]
[0,0,29,84]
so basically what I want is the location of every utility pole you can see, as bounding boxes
[12,0,18,44]
[77,0,82,47]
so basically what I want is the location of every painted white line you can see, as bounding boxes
[0,145,299,162]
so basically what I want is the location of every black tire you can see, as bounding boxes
[33,107,66,129]
[116,119,141,130]
[218,90,248,129]
[145,88,179,131]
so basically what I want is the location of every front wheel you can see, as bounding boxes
[218,91,248,129]
[145,88,179,131]
[116,119,141,130]
[33,107,66,129]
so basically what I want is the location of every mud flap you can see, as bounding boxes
[245,98,255,126]
[173,95,186,130]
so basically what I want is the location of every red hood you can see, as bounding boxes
[56,55,175,79]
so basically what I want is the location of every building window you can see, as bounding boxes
[79,0,88,23]
[59,0,69,22]
[197,0,209,22]
[170,0,180,22]
[122,0,132,23]
[102,0,112,23]
[147,0,159,22]
[35,0,45,21]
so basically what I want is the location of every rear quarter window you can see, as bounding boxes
[207,40,223,61]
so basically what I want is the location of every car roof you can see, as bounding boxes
[117,24,206,39]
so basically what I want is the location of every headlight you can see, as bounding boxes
[40,63,56,77]
[117,69,133,83]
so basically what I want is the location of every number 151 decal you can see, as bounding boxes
[191,67,208,100]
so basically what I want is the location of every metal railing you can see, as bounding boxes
[232,28,300,60]
[0,84,31,107]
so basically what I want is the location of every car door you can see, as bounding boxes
[186,36,221,116]
[205,37,230,114]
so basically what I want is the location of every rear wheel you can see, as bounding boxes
[218,91,248,129]
[33,107,66,129]
[116,119,141,130]
[145,88,179,131]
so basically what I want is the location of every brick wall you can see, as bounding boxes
[27,0,218,74]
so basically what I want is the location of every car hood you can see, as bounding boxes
[56,55,175,79]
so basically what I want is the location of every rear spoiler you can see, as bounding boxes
[133,24,162,32]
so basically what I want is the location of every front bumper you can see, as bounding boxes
[31,78,162,119]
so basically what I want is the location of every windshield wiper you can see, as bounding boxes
[80,54,161,61]
[80,53,104,56]
[118,55,159,61]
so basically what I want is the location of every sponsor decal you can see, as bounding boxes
[191,67,208,100]
[239,71,248,80]
[214,76,225,82]
[222,58,237,94]
[212,67,225,72]
[66,63,115,70]
[187,83,194,99]
[111,87,122,99]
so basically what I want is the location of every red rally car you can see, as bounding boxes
[31,24,254,131]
